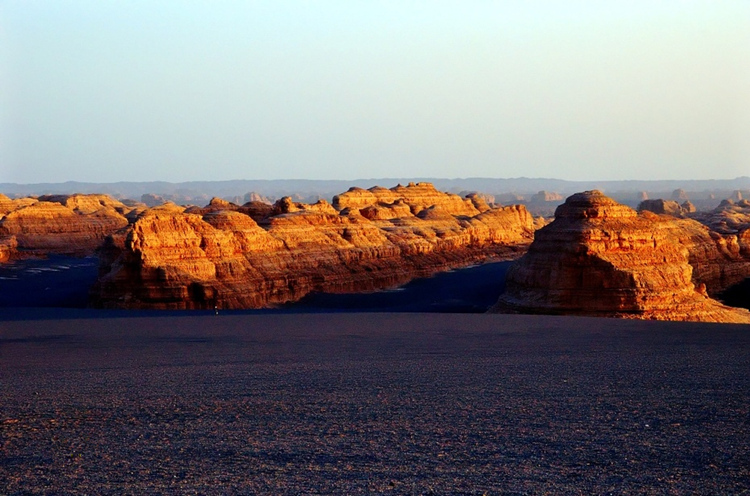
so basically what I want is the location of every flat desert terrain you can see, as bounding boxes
[2,311,749,494]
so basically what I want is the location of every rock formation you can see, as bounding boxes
[531,191,564,203]
[492,191,750,323]
[638,198,696,217]
[0,235,17,263]
[141,193,167,207]
[332,182,481,217]
[0,194,132,259]
[0,194,37,215]
[672,188,689,201]
[244,192,272,204]
[92,183,536,309]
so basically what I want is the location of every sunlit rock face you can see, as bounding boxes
[492,191,750,323]
[333,182,481,217]
[0,194,131,258]
[92,183,537,310]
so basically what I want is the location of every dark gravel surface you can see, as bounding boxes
[2,312,750,494]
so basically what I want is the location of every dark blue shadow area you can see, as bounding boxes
[275,262,511,313]
[718,277,750,310]
[0,256,99,308]
[0,258,511,320]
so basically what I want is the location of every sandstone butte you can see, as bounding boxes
[492,190,750,324]
[91,182,538,309]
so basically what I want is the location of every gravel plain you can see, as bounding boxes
[2,311,750,494]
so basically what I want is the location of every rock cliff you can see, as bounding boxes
[92,184,536,309]
[0,194,132,258]
[492,191,750,323]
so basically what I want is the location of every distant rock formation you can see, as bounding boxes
[92,183,537,309]
[638,199,697,217]
[531,191,564,203]
[0,194,132,258]
[244,192,272,204]
[672,188,689,201]
[333,182,481,217]
[459,191,495,208]
[638,199,683,216]
[491,191,750,323]
[140,193,167,207]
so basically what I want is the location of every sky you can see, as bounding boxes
[1,1,748,184]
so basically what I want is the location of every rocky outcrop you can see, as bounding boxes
[461,192,495,210]
[333,182,480,217]
[244,192,272,204]
[92,184,536,309]
[638,199,690,216]
[492,191,750,323]
[672,188,689,201]
[141,193,167,207]
[0,194,132,258]
[0,235,17,263]
[531,191,564,203]
[0,194,37,216]
[691,198,750,236]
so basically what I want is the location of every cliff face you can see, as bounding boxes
[492,191,750,323]
[0,194,131,258]
[92,183,536,309]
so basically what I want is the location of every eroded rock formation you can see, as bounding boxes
[92,183,536,309]
[0,194,132,258]
[332,182,481,217]
[637,196,750,293]
[492,191,750,323]
[638,199,694,216]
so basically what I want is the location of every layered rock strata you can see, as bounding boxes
[92,184,536,309]
[0,194,132,258]
[492,191,750,323]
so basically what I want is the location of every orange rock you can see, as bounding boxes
[0,235,17,263]
[0,196,130,257]
[333,182,480,217]
[92,185,536,309]
[492,191,750,323]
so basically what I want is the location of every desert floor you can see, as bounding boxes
[2,311,749,494]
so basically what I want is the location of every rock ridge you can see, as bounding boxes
[92,183,536,309]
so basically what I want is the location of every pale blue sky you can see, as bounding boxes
[1,1,748,183]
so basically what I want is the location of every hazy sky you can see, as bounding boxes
[1,1,748,183]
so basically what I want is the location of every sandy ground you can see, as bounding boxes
[2,311,749,494]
